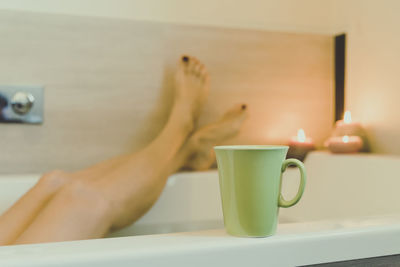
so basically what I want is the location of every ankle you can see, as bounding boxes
[170,105,195,134]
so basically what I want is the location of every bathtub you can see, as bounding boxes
[1,151,400,266]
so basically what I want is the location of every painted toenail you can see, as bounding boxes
[182,56,189,62]
[241,104,247,110]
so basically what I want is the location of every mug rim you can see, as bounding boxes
[214,145,289,150]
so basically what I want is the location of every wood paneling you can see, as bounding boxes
[0,10,333,173]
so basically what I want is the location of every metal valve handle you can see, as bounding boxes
[11,92,35,115]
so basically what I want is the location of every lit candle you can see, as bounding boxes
[331,111,368,152]
[327,135,363,153]
[287,129,315,161]
[334,111,364,136]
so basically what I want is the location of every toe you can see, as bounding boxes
[195,62,206,77]
[179,54,191,73]
[221,103,248,120]
[188,56,200,74]
[199,65,209,81]
[181,55,189,63]
[194,60,204,75]
[231,103,248,113]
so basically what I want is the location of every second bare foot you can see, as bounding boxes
[182,103,248,170]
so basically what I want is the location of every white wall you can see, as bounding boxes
[331,0,400,154]
[0,0,333,34]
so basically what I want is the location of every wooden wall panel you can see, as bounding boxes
[0,10,333,173]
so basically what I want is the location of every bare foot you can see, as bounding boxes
[174,55,209,129]
[181,104,248,170]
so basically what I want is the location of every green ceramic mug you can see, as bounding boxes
[214,145,306,237]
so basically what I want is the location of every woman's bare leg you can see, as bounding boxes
[0,171,70,245]
[10,103,247,245]
[12,55,210,244]
[6,56,247,245]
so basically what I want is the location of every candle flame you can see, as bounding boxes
[344,111,352,124]
[297,129,306,143]
[342,135,349,143]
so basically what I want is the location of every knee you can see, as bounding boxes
[38,170,71,192]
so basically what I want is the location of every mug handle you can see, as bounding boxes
[278,159,307,208]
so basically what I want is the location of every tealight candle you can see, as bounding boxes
[287,129,315,161]
[331,111,369,152]
[334,111,364,136]
[327,135,363,153]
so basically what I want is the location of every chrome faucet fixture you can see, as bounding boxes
[0,85,44,124]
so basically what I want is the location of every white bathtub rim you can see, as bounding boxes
[1,215,400,266]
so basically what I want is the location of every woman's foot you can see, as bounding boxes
[181,104,248,170]
[173,55,209,131]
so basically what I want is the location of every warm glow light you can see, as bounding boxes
[297,129,306,143]
[343,111,352,124]
[342,135,349,143]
